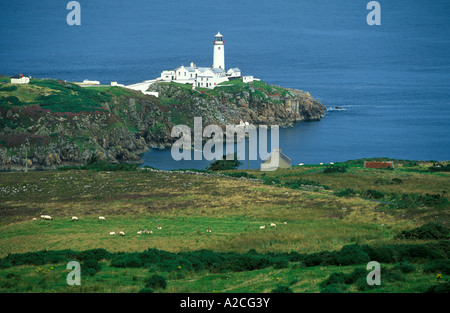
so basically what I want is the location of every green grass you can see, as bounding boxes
[0,257,445,293]
[0,159,448,293]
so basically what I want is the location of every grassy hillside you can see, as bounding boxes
[0,159,448,293]
[0,78,169,168]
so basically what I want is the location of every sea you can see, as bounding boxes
[1,0,449,170]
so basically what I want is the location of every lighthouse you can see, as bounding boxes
[213,32,225,70]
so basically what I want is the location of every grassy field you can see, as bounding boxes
[0,159,448,293]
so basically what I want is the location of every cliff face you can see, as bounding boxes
[0,78,326,169]
[148,80,326,128]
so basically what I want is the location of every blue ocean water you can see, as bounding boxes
[1,0,449,169]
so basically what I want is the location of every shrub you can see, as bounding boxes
[362,189,385,200]
[111,255,143,268]
[83,268,97,277]
[383,271,405,282]
[423,260,450,275]
[302,251,332,267]
[206,154,242,171]
[395,223,450,240]
[262,177,281,185]
[82,259,101,273]
[145,275,167,290]
[1,96,22,106]
[320,268,367,290]
[334,188,356,198]
[391,178,403,184]
[393,262,416,274]
[355,277,379,291]
[426,282,450,293]
[0,85,17,92]
[347,268,368,283]
[391,193,448,209]
[320,284,347,293]
[361,245,397,263]
[138,288,154,293]
[78,249,111,261]
[323,165,347,174]
[319,272,348,288]
[283,178,329,190]
[213,255,272,272]
[428,162,450,172]
[271,286,293,293]
[223,172,257,179]
[333,244,370,266]
[273,259,289,269]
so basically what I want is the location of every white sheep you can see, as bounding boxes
[99,216,106,221]
[329,162,334,165]
[32,218,37,221]
[145,230,153,234]
[283,222,288,225]
[319,162,323,165]
[206,227,212,233]
[71,216,79,221]
[259,225,266,229]
[109,231,116,235]
[156,226,162,230]
[137,230,143,235]
[270,223,277,228]
[119,231,125,236]
[42,215,53,220]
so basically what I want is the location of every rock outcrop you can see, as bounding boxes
[0,78,326,170]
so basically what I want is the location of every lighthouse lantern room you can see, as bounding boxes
[213,32,225,70]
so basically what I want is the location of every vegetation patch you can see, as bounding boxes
[395,223,450,240]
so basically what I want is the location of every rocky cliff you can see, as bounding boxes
[0,77,326,169]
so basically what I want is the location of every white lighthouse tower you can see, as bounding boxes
[213,32,225,70]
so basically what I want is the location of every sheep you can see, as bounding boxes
[283,222,288,225]
[259,225,266,229]
[71,216,79,221]
[137,230,143,235]
[319,162,323,165]
[109,231,116,235]
[329,162,334,165]
[119,231,125,236]
[145,230,153,234]
[42,215,53,220]
[206,227,212,233]
[156,226,162,230]
[299,163,304,166]
[32,218,37,221]
[270,223,277,228]
[99,216,106,221]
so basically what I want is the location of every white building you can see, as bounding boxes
[11,74,30,84]
[227,68,241,78]
[261,148,292,171]
[82,79,100,85]
[159,32,246,89]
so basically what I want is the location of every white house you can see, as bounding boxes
[227,68,241,78]
[261,148,292,171]
[11,74,30,84]
[159,32,244,89]
[243,76,254,83]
